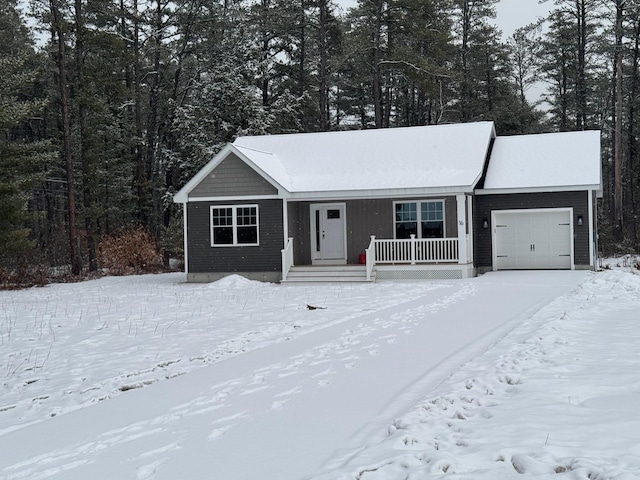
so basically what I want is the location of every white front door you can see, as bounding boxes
[493,209,573,270]
[311,203,347,264]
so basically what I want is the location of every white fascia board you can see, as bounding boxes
[287,185,475,202]
[475,184,601,196]
[182,195,280,202]
[173,144,288,203]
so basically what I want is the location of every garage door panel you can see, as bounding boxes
[531,228,550,244]
[494,210,572,271]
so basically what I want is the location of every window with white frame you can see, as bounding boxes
[210,205,259,246]
[394,200,444,239]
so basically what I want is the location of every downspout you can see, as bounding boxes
[589,189,597,270]
[183,202,189,275]
[467,195,474,267]
[456,194,468,265]
[282,197,289,282]
[282,197,289,251]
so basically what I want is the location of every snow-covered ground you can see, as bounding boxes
[0,267,639,479]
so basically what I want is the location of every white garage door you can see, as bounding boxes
[493,209,573,270]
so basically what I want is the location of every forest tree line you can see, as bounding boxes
[1,0,639,280]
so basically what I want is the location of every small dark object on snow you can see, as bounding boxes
[306,304,327,310]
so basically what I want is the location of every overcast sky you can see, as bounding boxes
[335,0,552,38]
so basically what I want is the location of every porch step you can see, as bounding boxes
[282,265,376,283]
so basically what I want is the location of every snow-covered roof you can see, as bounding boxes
[482,131,601,192]
[232,122,496,195]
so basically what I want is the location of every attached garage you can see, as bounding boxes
[492,209,573,270]
[474,130,602,273]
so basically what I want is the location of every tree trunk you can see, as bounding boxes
[145,0,162,230]
[51,0,82,275]
[372,0,384,128]
[75,0,97,272]
[575,0,587,129]
[317,0,329,131]
[460,0,471,122]
[133,0,148,226]
[298,0,306,98]
[613,0,624,242]
[628,16,640,247]
[560,52,569,131]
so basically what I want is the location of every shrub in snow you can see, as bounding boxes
[97,227,164,275]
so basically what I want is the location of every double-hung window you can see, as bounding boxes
[210,205,259,246]
[394,200,444,239]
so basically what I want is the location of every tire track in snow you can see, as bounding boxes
[0,282,476,480]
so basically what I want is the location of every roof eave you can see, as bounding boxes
[475,184,602,196]
[286,185,476,201]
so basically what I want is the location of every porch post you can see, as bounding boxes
[456,194,468,264]
[467,194,474,264]
[282,198,289,250]
[410,234,416,265]
[182,202,189,274]
[588,189,596,270]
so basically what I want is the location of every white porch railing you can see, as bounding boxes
[281,237,294,281]
[367,235,461,274]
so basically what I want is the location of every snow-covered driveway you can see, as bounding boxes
[0,271,596,480]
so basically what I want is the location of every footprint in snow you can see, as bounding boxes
[271,399,290,410]
[311,368,334,379]
[240,385,270,395]
[309,358,331,366]
[208,426,231,441]
[274,386,301,398]
[213,411,248,425]
[136,461,162,479]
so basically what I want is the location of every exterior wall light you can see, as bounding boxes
[577,215,583,226]
[482,218,489,229]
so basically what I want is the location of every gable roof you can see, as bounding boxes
[173,143,288,203]
[480,130,602,193]
[232,122,496,197]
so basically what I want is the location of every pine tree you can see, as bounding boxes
[623,0,640,247]
[0,1,51,267]
[451,0,499,122]
[539,0,601,131]
[386,0,454,126]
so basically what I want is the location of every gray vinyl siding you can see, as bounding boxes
[187,199,283,273]
[288,196,458,264]
[189,153,278,198]
[473,191,591,268]
[287,202,311,265]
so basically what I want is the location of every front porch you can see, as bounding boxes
[281,234,475,282]
[281,194,476,282]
